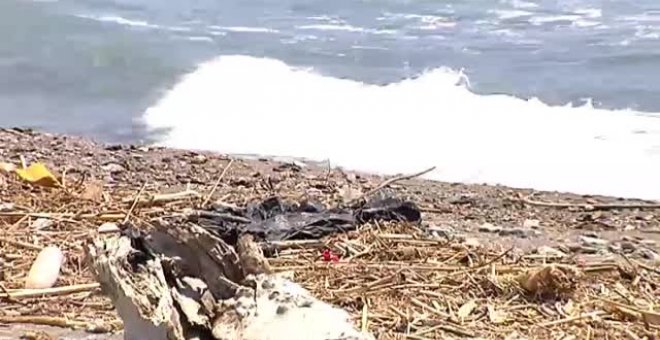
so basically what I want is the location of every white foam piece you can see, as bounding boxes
[143,55,660,200]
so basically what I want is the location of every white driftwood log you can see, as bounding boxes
[86,222,373,340]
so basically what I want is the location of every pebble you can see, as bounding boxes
[463,238,481,247]
[624,225,636,231]
[31,218,53,231]
[579,236,608,247]
[640,249,660,264]
[428,225,455,239]
[639,239,657,247]
[620,241,637,252]
[101,163,125,173]
[25,246,64,289]
[98,222,120,234]
[191,154,208,164]
[0,202,14,212]
[523,219,541,229]
[478,223,501,233]
[536,246,566,257]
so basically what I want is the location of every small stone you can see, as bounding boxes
[478,223,501,233]
[622,236,635,242]
[0,202,14,212]
[640,249,660,264]
[579,236,608,247]
[191,154,207,164]
[463,238,481,247]
[276,305,288,315]
[25,246,64,289]
[624,225,636,231]
[98,222,120,234]
[639,239,657,247]
[32,218,53,231]
[577,246,600,254]
[620,241,637,252]
[583,232,600,238]
[101,163,125,173]
[499,228,535,238]
[523,219,541,229]
[608,243,622,253]
[428,225,455,239]
[536,246,566,257]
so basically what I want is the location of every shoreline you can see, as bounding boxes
[1,127,659,339]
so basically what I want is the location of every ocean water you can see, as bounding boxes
[2,0,660,199]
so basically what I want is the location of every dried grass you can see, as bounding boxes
[0,138,658,338]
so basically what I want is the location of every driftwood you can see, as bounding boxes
[85,220,373,340]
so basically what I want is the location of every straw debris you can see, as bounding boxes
[0,129,658,339]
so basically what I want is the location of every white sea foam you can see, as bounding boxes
[208,26,279,33]
[490,9,534,20]
[296,24,396,35]
[76,14,161,29]
[143,55,660,200]
[529,15,582,25]
[77,14,190,32]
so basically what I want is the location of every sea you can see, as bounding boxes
[2,0,660,199]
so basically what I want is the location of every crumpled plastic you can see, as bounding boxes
[190,195,422,244]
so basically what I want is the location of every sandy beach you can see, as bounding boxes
[0,128,659,339]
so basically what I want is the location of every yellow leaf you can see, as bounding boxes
[15,163,61,188]
[457,299,477,321]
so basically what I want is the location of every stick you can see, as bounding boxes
[0,237,42,251]
[0,315,87,328]
[202,159,234,207]
[538,311,607,327]
[519,196,660,210]
[1,283,100,299]
[361,301,369,333]
[123,182,147,224]
[349,166,436,204]
[121,189,200,205]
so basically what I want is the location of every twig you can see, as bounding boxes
[476,246,514,269]
[361,301,369,333]
[519,195,660,210]
[539,311,607,327]
[348,166,436,204]
[123,182,147,224]
[1,283,100,299]
[0,237,42,251]
[121,189,200,205]
[202,159,234,207]
[0,315,87,328]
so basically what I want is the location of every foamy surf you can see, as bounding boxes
[143,55,660,200]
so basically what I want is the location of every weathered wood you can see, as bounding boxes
[86,222,373,340]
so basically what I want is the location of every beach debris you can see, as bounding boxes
[31,218,53,231]
[15,162,61,188]
[579,236,609,248]
[0,162,17,173]
[25,246,64,289]
[428,225,456,239]
[457,299,477,321]
[98,222,120,234]
[478,223,502,233]
[101,163,125,174]
[536,246,567,258]
[81,181,105,202]
[322,249,340,262]
[487,305,508,324]
[517,264,582,298]
[87,225,374,340]
[523,219,541,228]
[192,195,421,243]
[0,202,15,212]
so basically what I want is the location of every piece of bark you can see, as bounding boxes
[86,222,373,340]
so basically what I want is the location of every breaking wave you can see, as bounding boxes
[143,55,660,199]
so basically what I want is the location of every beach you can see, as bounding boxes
[0,128,659,339]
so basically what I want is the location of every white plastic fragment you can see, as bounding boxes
[25,246,64,289]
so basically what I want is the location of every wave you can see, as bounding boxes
[142,55,660,200]
[296,24,396,35]
[207,26,279,33]
[76,14,190,32]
